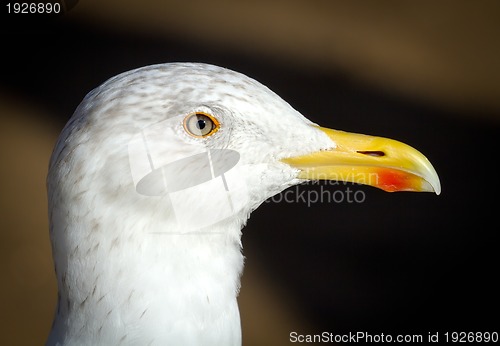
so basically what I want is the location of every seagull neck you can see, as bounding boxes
[50,216,245,344]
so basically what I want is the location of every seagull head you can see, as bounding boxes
[47,63,440,345]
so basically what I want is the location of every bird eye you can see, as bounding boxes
[183,112,220,138]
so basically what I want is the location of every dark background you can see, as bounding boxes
[1,1,499,345]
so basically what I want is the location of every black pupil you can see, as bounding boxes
[196,119,207,130]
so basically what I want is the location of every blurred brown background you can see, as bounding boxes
[1,1,499,345]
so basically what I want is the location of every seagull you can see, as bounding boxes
[46,63,440,345]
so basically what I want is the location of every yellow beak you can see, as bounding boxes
[282,126,441,194]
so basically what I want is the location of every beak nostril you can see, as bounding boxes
[357,150,386,157]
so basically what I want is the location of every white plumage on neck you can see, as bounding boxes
[49,208,244,345]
